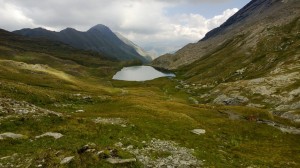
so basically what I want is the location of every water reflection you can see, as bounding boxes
[113,66,175,81]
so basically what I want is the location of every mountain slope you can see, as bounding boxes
[152,0,300,70]
[0,28,120,84]
[152,0,300,120]
[115,32,156,61]
[13,24,148,63]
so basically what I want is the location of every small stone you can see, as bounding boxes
[114,142,123,147]
[191,129,206,135]
[60,156,74,165]
[75,110,84,113]
[127,145,134,149]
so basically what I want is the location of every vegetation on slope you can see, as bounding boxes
[0,29,299,167]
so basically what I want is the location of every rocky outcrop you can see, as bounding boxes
[213,94,249,105]
[125,138,202,167]
[0,98,62,123]
[0,153,32,168]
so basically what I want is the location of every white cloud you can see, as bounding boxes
[206,8,239,30]
[0,0,239,56]
[121,7,238,55]
[0,0,36,30]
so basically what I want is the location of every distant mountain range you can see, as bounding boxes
[13,24,151,63]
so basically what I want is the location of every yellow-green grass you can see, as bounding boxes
[1,66,299,167]
[0,29,299,167]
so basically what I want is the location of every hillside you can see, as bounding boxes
[13,24,149,63]
[152,0,300,122]
[152,0,300,70]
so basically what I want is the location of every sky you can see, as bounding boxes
[0,0,250,56]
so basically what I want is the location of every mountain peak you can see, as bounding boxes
[88,24,111,32]
[60,27,78,32]
[14,24,149,62]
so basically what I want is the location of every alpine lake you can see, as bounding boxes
[113,66,175,81]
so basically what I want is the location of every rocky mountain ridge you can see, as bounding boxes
[13,24,149,63]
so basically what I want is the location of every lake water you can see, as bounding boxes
[113,66,175,81]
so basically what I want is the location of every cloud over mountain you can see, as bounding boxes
[0,0,241,56]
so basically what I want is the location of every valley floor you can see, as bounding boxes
[0,68,299,167]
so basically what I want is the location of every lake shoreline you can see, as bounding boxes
[113,66,175,82]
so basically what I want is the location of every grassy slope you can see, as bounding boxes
[173,18,300,114]
[0,30,299,167]
[179,17,300,84]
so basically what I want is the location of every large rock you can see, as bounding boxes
[35,132,63,139]
[0,132,25,140]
